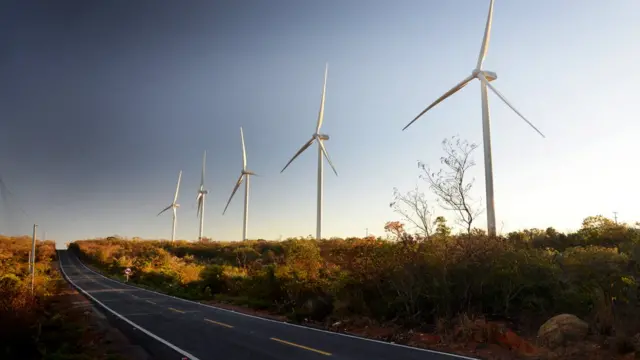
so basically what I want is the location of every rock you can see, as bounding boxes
[537,314,589,350]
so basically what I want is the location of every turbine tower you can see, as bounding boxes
[281,64,338,241]
[196,151,208,241]
[402,0,545,237]
[223,127,257,241]
[157,170,182,242]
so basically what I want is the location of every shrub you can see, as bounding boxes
[69,215,640,334]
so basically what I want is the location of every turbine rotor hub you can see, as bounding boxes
[472,69,498,82]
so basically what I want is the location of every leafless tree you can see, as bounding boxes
[390,187,433,239]
[419,136,483,238]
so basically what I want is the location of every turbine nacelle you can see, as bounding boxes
[198,190,209,195]
[473,69,497,82]
[314,134,330,141]
[242,170,256,176]
[174,203,180,208]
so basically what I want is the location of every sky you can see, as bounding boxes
[1,0,639,245]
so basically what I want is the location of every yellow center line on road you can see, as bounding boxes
[146,300,157,305]
[168,307,185,313]
[270,337,332,356]
[204,318,234,329]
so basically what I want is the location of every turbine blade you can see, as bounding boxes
[479,75,545,138]
[157,204,172,216]
[476,0,495,69]
[222,174,245,215]
[319,141,338,176]
[402,75,475,131]
[173,170,182,204]
[197,197,203,218]
[316,63,328,134]
[280,137,315,173]
[240,127,247,171]
[201,151,206,187]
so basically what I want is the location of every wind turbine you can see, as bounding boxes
[157,170,182,242]
[402,0,544,237]
[222,127,257,241]
[281,64,338,241]
[196,151,208,241]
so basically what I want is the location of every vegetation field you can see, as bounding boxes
[0,235,139,360]
[71,214,640,358]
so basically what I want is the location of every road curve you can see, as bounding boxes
[58,250,477,360]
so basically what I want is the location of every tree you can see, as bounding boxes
[581,215,617,232]
[419,136,483,238]
[390,187,433,239]
[384,221,406,241]
[579,215,631,248]
[433,216,451,238]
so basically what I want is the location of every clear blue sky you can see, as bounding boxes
[1,1,639,244]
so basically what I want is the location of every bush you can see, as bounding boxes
[69,216,640,334]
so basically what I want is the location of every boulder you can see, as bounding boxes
[538,314,589,349]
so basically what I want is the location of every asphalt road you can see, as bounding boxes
[58,250,477,360]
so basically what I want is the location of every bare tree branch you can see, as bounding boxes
[418,136,483,238]
[390,187,433,239]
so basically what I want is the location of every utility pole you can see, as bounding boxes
[613,211,619,225]
[31,224,37,295]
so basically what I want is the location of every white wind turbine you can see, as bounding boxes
[196,151,208,241]
[281,64,338,241]
[222,127,257,241]
[402,0,545,237]
[157,170,182,242]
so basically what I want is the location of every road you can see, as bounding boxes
[58,250,477,360]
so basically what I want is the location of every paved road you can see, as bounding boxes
[59,250,477,360]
